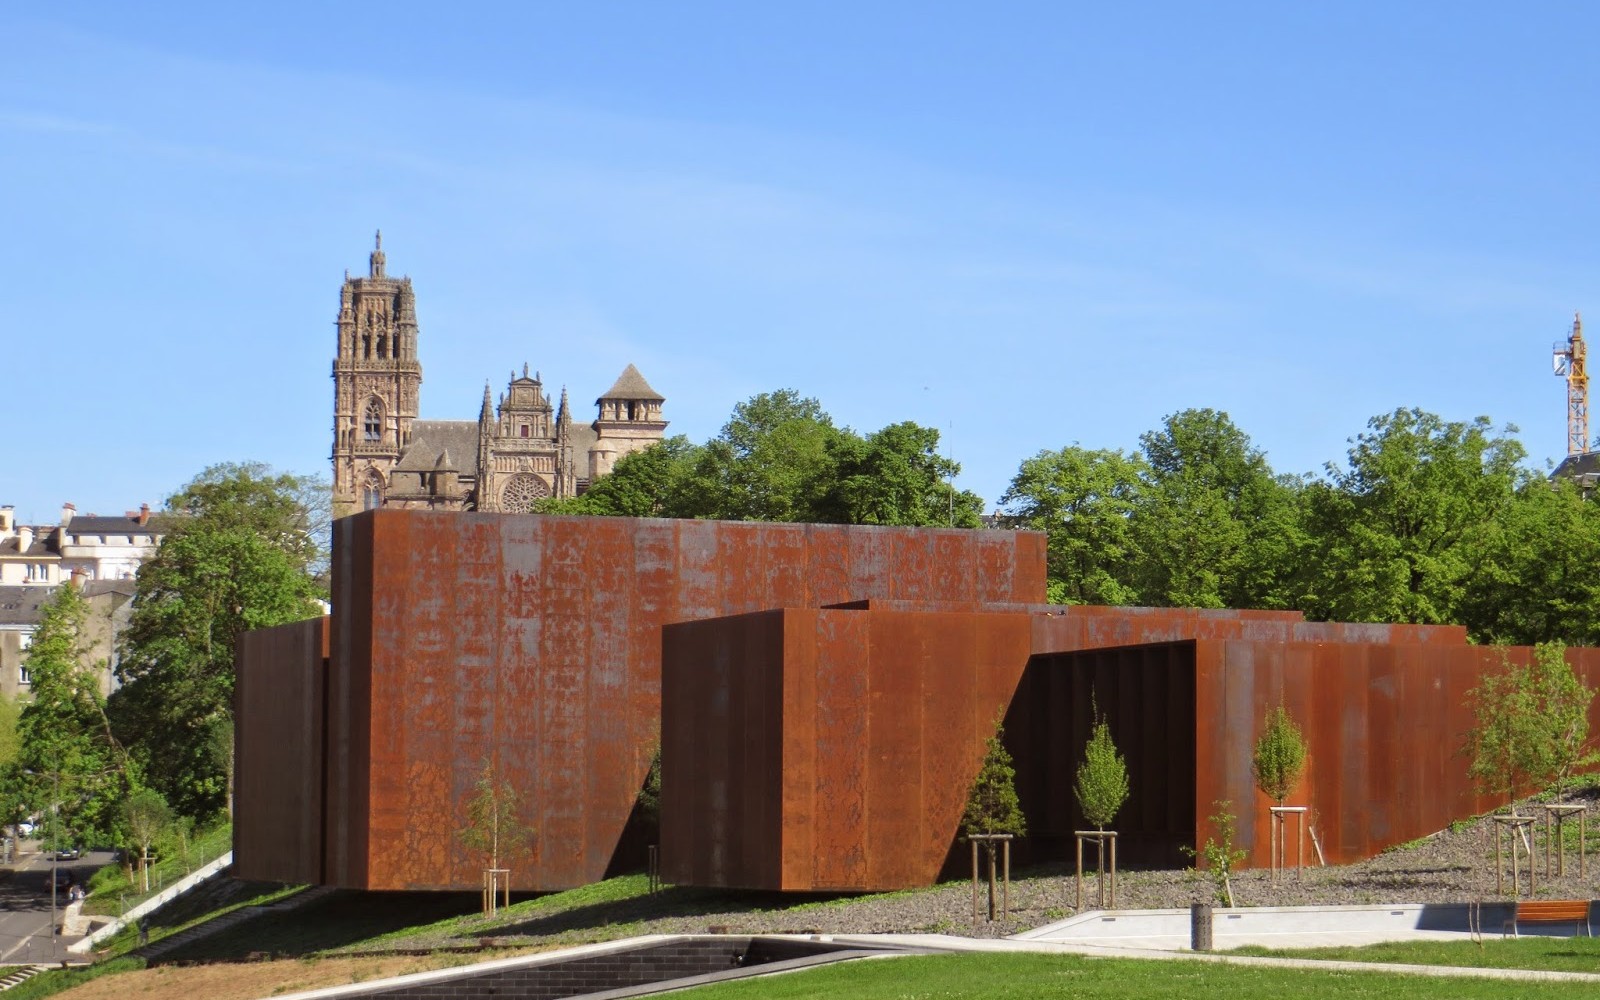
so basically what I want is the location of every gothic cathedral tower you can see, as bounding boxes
[331,233,422,518]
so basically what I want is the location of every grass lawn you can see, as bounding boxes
[678,952,1598,999]
[1230,935,1600,973]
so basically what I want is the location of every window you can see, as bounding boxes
[520,424,530,438]
[362,470,385,511]
[364,400,383,443]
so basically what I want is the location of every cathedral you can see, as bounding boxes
[331,235,667,518]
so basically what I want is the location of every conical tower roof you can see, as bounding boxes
[597,363,664,403]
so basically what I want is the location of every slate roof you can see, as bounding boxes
[0,586,54,626]
[62,513,172,537]
[395,421,479,472]
[81,579,137,600]
[1552,451,1600,482]
[570,422,598,457]
[0,533,56,558]
[597,364,664,403]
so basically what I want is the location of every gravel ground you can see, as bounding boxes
[372,790,1600,951]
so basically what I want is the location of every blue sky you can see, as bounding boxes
[4,3,1597,524]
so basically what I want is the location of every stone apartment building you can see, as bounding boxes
[0,503,167,698]
[331,234,668,517]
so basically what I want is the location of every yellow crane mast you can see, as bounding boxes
[1554,313,1590,456]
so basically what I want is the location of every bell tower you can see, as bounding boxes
[332,232,423,518]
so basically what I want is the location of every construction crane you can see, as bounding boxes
[1554,313,1589,456]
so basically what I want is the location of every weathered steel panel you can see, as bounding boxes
[233,616,327,884]
[810,608,871,889]
[664,606,1032,891]
[294,510,1046,891]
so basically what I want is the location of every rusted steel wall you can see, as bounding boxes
[1029,605,1468,656]
[661,607,1033,891]
[1194,640,1600,868]
[234,616,327,885]
[320,510,1046,891]
[1009,642,1198,868]
[660,611,787,889]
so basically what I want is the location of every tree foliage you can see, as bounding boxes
[962,719,1026,839]
[111,463,324,821]
[1074,706,1129,831]
[8,585,127,848]
[458,758,534,872]
[636,738,662,841]
[545,390,982,527]
[1000,446,1145,605]
[1466,643,1597,808]
[124,787,171,891]
[1185,800,1249,906]
[1301,410,1525,626]
[1132,409,1301,610]
[1001,405,1598,647]
[1251,705,1308,806]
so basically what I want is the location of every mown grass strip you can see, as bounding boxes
[1229,934,1600,973]
[678,952,1599,999]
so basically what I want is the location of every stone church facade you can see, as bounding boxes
[331,235,667,518]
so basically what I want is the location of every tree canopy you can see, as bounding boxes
[7,585,127,848]
[111,463,325,821]
[1000,405,1598,645]
[544,390,983,527]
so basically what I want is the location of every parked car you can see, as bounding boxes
[54,847,80,861]
[15,822,34,838]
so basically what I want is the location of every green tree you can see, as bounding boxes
[690,390,848,522]
[540,436,702,518]
[821,421,983,527]
[1251,705,1308,806]
[1131,409,1302,609]
[458,758,534,914]
[999,446,1145,605]
[8,586,127,849]
[1074,708,1130,831]
[1462,644,1593,809]
[962,720,1026,840]
[1301,409,1524,627]
[111,463,324,820]
[1458,477,1600,646]
[124,787,171,892]
[962,718,1025,920]
[1185,801,1249,906]
[1528,642,1597,800]
[0,695,22,774]
[549,391,985,528]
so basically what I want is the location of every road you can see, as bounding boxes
[0,847,115,965]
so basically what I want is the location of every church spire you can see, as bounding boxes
[370,229,386,278]
[480,381,494,420]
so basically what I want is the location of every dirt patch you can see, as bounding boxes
[48,951,538,1000]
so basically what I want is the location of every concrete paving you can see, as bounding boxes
[1011,902,1510,951]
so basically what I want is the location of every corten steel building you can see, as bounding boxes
[664,601,1600,890]
[234,508,1047,890]
[237,507,1600,895]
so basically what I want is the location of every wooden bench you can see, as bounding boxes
[1504,899,1592,937]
